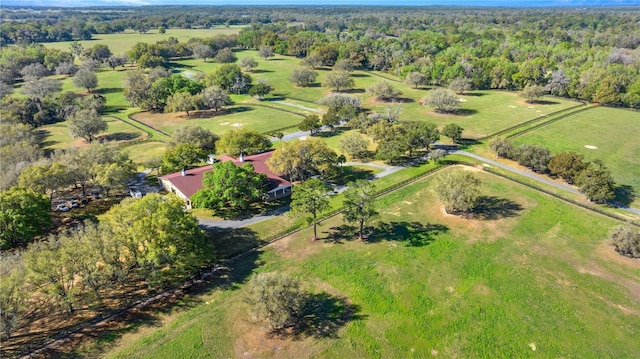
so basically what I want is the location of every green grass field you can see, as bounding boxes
[18,45,581,165]
[513,106,640,193]
[176,53,579,139]
[132,105,303,135]
[104,167,640,358]
[42,27,243,55]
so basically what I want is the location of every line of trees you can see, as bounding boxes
[236,11,638,108]
[488,138,618,203]
[3,8,638,108]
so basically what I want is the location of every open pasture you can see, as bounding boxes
[38,114,147,151]
[176,53,579,140]
[105,168,640,359]
[42,27,243,55]
[372,90,580,139]
[132,105,303,136]
[513,106,640,193]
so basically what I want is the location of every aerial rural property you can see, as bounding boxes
[0,1,638,358]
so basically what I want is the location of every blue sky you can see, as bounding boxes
[4,0,640,7]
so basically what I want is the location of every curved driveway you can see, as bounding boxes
[452,150,640,216]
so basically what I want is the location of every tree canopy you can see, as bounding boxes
[423,88,459,113]
[168,125,219,152]
[216,128,271,157]
[67,109,108,142]
[433,170,481,215]
[103,193,210,286]
[204,64,252,94]
[0,187,51,250]
[191,161,267,212]
[290,178,330,241]
[323,70,354,92]
[72,68,98,93]
[342,180,378,241]
[161,143,206,173]
[267,138,339,181]
[244,272,306,330]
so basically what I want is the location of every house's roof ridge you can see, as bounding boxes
[159,150,290,200]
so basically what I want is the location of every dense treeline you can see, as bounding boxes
[2,6,638,107]
[0,194,212,340]
[235,15,639,107]
[2,6,639,47]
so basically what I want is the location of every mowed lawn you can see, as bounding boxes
[42,27,243,55]
[513,106,640,192]
[105,168,640,358]
[132,105,303,135]
[389,91,580,139]
[177,53,580,139]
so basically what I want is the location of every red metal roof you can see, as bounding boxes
[160,151,290,199]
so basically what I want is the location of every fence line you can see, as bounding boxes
[506,105,594,139]
[20,159,637,358]
[482,167,639,227]
[244,102,307,117]
[479,103,588,141]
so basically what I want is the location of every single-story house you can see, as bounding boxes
[158,151,292,209]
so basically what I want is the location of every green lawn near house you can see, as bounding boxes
[104,167,640,359]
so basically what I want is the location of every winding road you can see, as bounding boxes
[451,149,640,216]
[197,147,639,230]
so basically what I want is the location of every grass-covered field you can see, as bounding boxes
[42,27,243,55]
[513,106,640,193]
[132,105,303,135]
[176,54,580,139]
[104,167,640,358]
[21,45,580,164]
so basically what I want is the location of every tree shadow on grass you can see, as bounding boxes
[455,108,478,116]
[368,221,449,247]
[313,126,349,138]
[262,95,287,102]
[203,199,290,221]
[271,293,366,340]
[456,138,481,149]
[168,62,194,69]
[99,132,141,142]
[323,224,356,243]
[102,106,127,114]
[339,88,365,94]
[613,185,635,207]
[97,87,121,95]
[328,166,375,186]
[529,100,559,105]
[35,129,58,149]
[472,196,523,220]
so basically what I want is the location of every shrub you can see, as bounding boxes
[608,225,640,258]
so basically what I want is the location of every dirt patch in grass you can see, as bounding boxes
[431,199,524,244]
[132,109,230,129]
[534,237,640,303]
[576,246,640,303]
[594,242,640,270]
[271,228,328,263]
